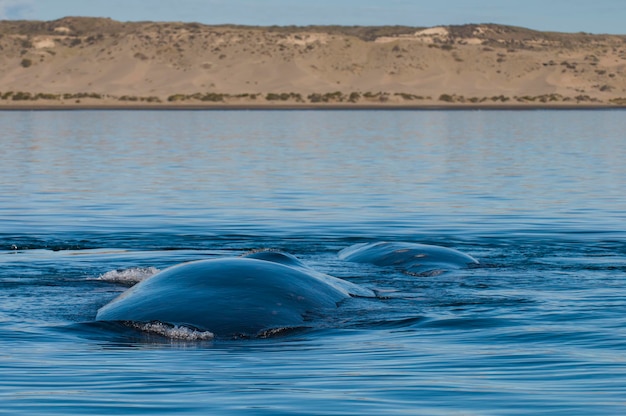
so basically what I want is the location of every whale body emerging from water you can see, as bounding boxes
[96,251,374,338]
[339,242,478,275]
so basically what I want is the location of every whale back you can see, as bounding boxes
[96,257,361,337]
[243,250,375,298]
[339,242,478,275]
[242,250,308,268]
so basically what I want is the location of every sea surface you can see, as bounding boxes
[1,109,625,415]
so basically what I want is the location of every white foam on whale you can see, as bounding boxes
[126,321,215,341]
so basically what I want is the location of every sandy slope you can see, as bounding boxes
[1,17,625,106]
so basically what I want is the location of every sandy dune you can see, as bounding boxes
[1,17,625,107]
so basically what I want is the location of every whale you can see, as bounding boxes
[338,242,478,276]
[96,251,374,338]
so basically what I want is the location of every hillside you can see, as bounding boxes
[1,17,625,107]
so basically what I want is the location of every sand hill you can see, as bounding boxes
[1,17,625,107]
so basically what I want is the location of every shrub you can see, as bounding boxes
[200,93,224,102]
[12,91,32,101]
[321,91,344,102]
[491,95,509,102]
[20,59,32,68]
[398,93,413,100]
[168,94,186,102]
[63,92,103,100]
[308,93,322,103]
[35,93,60,100]
[439,94,454,102]
[265,93,282,101]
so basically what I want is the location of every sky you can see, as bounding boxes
[0,0,623,34]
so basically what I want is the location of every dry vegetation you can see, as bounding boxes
[1,17,625,107]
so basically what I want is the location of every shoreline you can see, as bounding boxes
[1,103,624,111]
[2,19,625,113]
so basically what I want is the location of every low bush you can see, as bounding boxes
[394,93,425,100]
[12,91,32,100]
[307,91,345,103]
[266,92,293,101]
[348,92,360,102]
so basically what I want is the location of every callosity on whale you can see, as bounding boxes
[96,251,374,338]
[338,241,478,275]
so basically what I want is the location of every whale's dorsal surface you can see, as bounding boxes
[339,242,478,276]
[242,250,375,298]
[97,254,373,338]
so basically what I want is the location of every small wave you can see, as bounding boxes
[96,267,160,285]
[125,321,215,341]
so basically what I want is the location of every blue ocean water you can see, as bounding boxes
[1,109,625,414]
